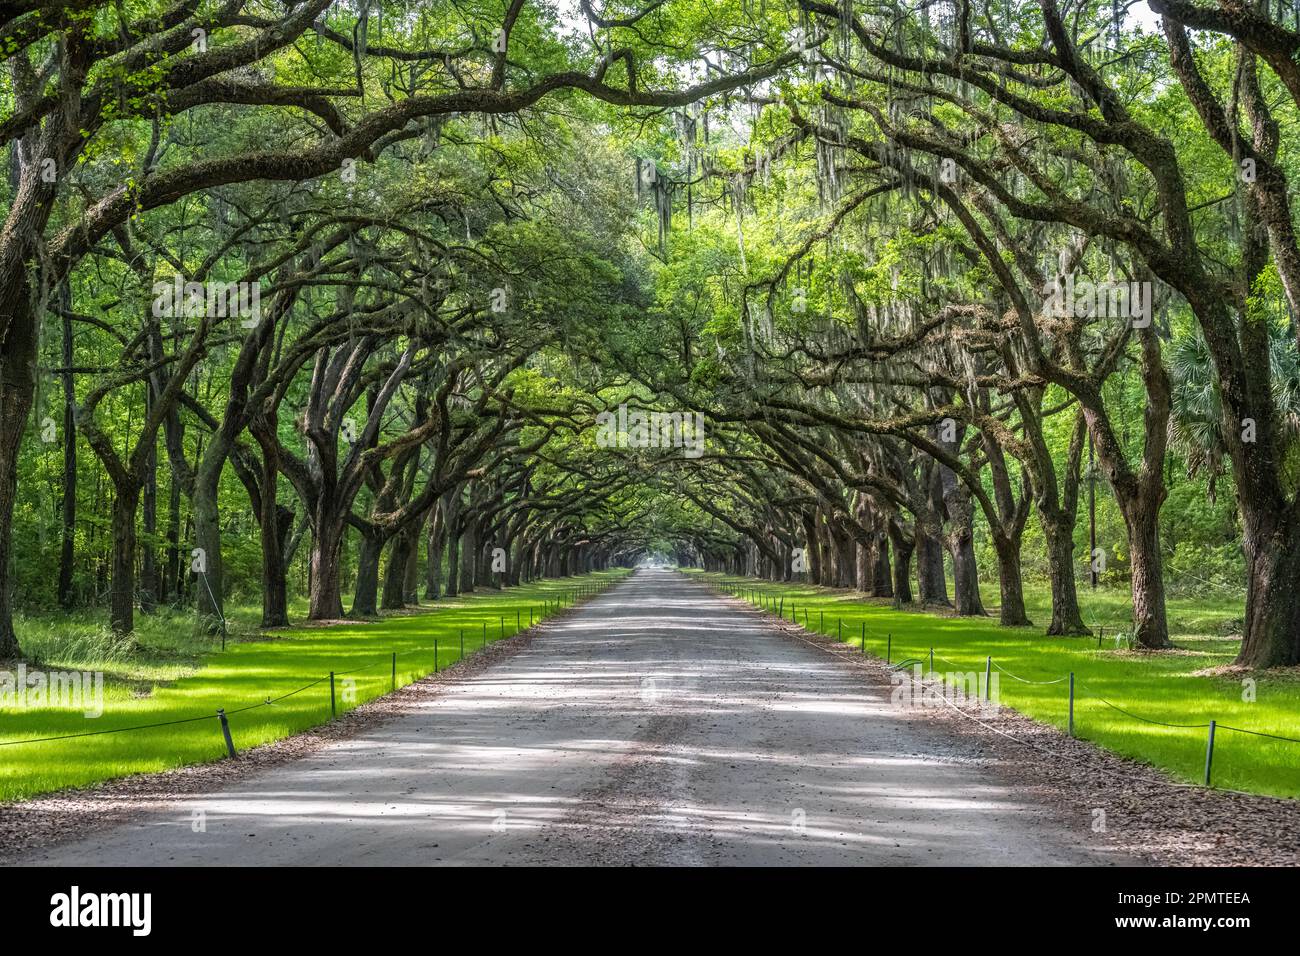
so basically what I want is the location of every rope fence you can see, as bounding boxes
[0,580,610,761]
[715,577,1300,789]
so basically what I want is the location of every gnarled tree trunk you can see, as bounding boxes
[352,529,385,617]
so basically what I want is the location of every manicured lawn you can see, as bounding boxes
[0,571,627,803]
[691,572,1300,799]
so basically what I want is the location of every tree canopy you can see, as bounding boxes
[2,0,1298,668]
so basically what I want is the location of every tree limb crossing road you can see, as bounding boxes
[18,570,1132,866]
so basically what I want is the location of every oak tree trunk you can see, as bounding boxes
[58,308,76,609]
[108,482,142,635]
[0,370,34,658]
[1121,495,1172,649]
[308,519,346,620]
[992,538,1030,626]
[1237,515,1300,667]
[1042,514,1090,636]
[352,530,384,617]
[915,524,949,606]
[261,503,292,628]
[425,500,445,600]
[381,528,413,610]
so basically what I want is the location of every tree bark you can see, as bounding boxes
[352,529,384,617]
[872,531,892,597]
[855,538,871,591]
[0,365,34,658]
[308,519,346,620]
[165,441,183,606]
[381,528,413,610]
[445,515,461,598]
[108,482,142,635]
[915,523,949,606]
[192,464,225,628]
[402,517,421,604]
[58,307,76,609]
[832,520,856,588]
[1121,493,1172,649]
[949,531,984,616]
[992,538,1029,627]
[425,499,445,600]
[1042,513,1089,636]
[458,514,477,593]
[1238,516,1300,666]
[801,511,821,584]
[261,504,292,628]
[938,453,986,616]
[140,433,158,614]
[887,521,914,605]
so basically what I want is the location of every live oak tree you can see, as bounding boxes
[0,0,798,654]
[5,0,1299,673]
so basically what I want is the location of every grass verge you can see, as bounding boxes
[690,571,1300,799]
[0,571,627,802]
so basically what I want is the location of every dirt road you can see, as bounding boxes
[18,569,1129,866]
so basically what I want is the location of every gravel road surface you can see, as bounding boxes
[17,569,1130,866]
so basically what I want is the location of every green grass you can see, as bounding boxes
[689,571,1300,800]
[0,571,628,802]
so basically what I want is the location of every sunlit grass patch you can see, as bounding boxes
[694,572,1300,799]
[0,571,627,802]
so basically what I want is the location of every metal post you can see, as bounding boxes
[216,709,236,758]
[779,597,784,616]
[329,672,336,718]
[985,656,992,701]
[1204,720,1217,787]
[434,639,439,673]
[820,610,824,632]
[860,621,865,655]
[391,652,396,692]
[500,615,505,637]
[1068,672,1075,737]
[482,621,486,649]
[837,618,842,641]
[886,634,892,664]
[929,647,934,676]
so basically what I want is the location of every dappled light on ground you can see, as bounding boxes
[18,571,1128,866]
